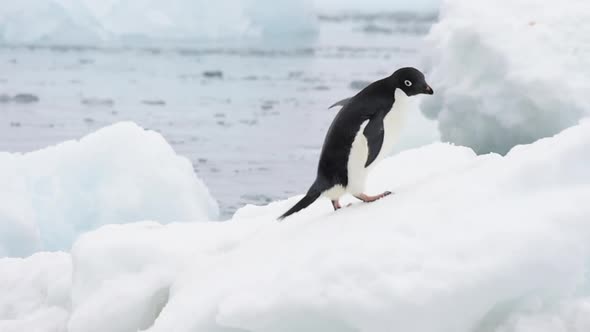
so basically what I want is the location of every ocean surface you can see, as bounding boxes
[0,12,438,218]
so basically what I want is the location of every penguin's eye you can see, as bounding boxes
[404,80,412,87]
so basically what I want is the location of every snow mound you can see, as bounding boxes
[0,122,218,258]
[0,0,317,45]
[0,252,71,332]
[422,0,590,154]
[62,120,590,332]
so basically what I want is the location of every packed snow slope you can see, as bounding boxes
[422,0,590,155]
[0,252,71,332]
[3,119,589,332]
[0,122,218,258]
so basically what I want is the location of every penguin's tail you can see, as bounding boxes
[328,97,352,109]
[278,181,324,221]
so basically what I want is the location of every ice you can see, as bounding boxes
[0,252,71,332]
[90,120,590,332]
[313,0,440,13]
[3,119,588,331]
[0,0,104,44]
[0,0,318,44]
[0,122,218,258]
[422,0,590,154]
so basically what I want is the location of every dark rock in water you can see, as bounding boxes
[260,100,278,111]
[141,99,166,106]
[13,93,40,104]
[288,71,304,79]
[81,98,115,107]
[10,122,21,127]
[313,85,330,91]
[244,75,270,81]
[214,112,226,118]
[239,119,258,126]
[203,70,223,79]
[349,80,371,90]
[79,58,94,65]
[0,94,11,103]
[83,117,95,124]
[217,120,231,127]
[361,24,393,34]
[302,77,320,83]
[240,193,273,204]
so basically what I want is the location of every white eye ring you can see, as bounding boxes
[404,80,412,87]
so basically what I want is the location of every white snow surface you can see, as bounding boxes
[422,0,590,154]
[3,119,590,332]
[0,0,318,44]
[0,252,71,332]
[0,122,218,258]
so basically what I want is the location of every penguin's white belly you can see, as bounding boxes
[346,88,410,195]
[323,184,346,200]
[345,120,371,195]
[374,88,410,164]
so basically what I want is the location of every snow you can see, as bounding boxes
[0,122,218,258]
[0,252,71,332]
[0,0,317,45]
[3,118,589,331]
[422,0,590,154]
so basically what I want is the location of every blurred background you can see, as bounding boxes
[0,0,440,218]
[2,0,588,219]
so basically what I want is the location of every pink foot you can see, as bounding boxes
[354,191,392,203]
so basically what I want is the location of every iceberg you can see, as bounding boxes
[3,118,589,331]
[313,0,440,14]
[0,122,218,258]
[422,0,590,154]
[0,0,318,45]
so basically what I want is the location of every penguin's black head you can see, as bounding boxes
[391,67,433,96]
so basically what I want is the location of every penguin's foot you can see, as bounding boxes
[354,191,392,203]
[331,200,342,211]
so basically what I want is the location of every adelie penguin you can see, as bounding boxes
[278,67,433,220]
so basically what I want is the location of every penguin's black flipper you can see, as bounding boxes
[363,111,386,167]
[328,97,352,109]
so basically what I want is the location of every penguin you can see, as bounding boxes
[278,67,433,220]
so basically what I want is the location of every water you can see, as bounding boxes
[0,13,437,219]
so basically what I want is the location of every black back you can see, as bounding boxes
[316,67,432,189]
[317,78,394,187]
